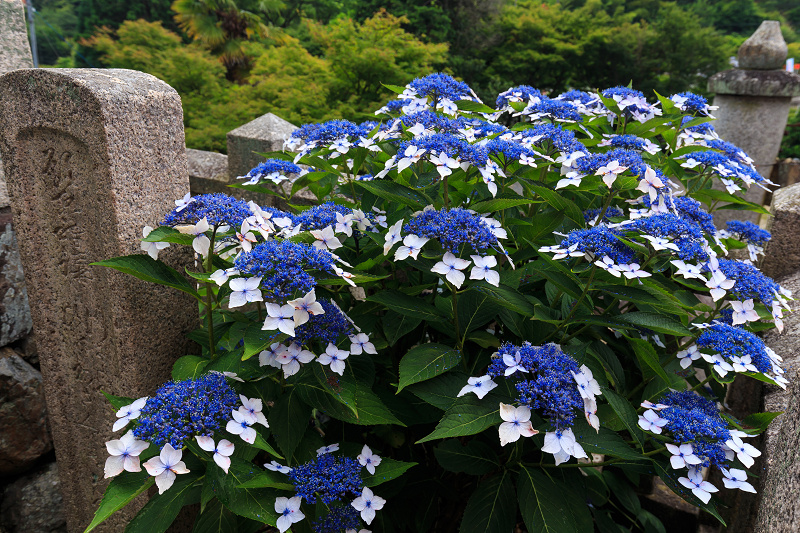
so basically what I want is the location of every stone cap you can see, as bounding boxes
[227,112,297,145]
[738,21,788,70]
[0,0,33,75]
[708,68,800,97]
[186,148,228,181]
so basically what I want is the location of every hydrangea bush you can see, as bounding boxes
[88,74,790,533]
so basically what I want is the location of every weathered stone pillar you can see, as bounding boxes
[708,21,800,226]
[0,69,196,533]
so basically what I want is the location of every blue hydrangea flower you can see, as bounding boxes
[671,92,713,115]
[234,241,337,301]
[715,259,779,306]
[583,207,624,223]
[555,90,604,113]
[628,213,708,262]
[496,85,543,109]
[696,322,773,374]
[523,97,582,122]
[290,299,354,346]
[656,391,730,467]
[680,116,716,136]
[557,225,636,265]
[163,193,253,228]
[573,148,648,179]
[484,139,539,163]
[288,453,363,505]
[241,159,302,182]
[404,208,498,254]
[517,123,585,153]
[291,120,371,145]
[312,504,362,533]
[487,342,582,430]
[407,73,474,101]
[398,133,488,166]
[725,221,771,247]
[293,202,353,231]
[399,111,466,133]
[133,373,238,449]
[601,87,658,120]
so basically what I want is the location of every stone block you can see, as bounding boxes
[0,352,51,475]
[0,208,31,345]
[737,21,788,70]
[761,182,800,280]
[0,69,197,533]
[226,112,297,180]
[0,462,66,533]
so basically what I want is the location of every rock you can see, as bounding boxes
[738,21,788,70]
[0,463,66,533]
[226,112,297,180]
[0,208,32,345]
[0,353,51,475]
[762,182,800,280]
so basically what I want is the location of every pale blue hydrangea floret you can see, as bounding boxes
[293,202,352,231]
[684,151,764,185]
[681,116,715,135]
[290,299,354,346]
[628,213,708,261]
[133,373,238,449]
[556,89,600,107]
[726,221,771,247]
[292,120,370,144]
[487,342,582,430]
[484,138,539,162]
[672,196,716,235]
[603,134,648,151]
[163,193,252,228]
[558,225,636,265]
[715,259,779,306]
[672,92,711,115]
[312,505,361,533]
[696,323,773,374]
[260,205,295,221]
[461,119,508,139]
[397,133,487,166]
[583,207,624,223]
[518,123,585,153]
[601,86,651,116]
[234,241,336,300]
[404,208,498,254]
[573,148,647,178]
[525,97,582,122]
[496,85,542,108]
[408,73,474,101]
[399,111,466,133]
[656,391,730,467]
[244,159,302,180]
[288,453,363,505]
[705,140,752,167]
[379,99,410,115]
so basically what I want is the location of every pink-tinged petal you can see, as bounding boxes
[240,427,257,444]
[170,461,190,475]
[104,455,126,478]
[160,443,182,467]
[155,470,177,494]
[519,421,539,438]
[514,406,532,423]
[217,440,235,457]
[499,403,517,422]
[128,439,150,456]
[498,422,521,446]
[123,455,141,473]
[226,419,243,435]
[214,454,231,474]
[106,439,126,456]
[195,436,216,452]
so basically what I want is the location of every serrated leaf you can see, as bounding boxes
[468,282,535,317]
[367,290,448,322]
[572,419,644,461]
[92,255,200,300]
[354,180,429,210]
[741,411,782,433]
[652,460,726,525]
[628,338,671,384]
[268,389,310,463]
[296,374,404,426]
[456,100,497,114]
[124,474,202,533]
[207,457,280,524]
[417,395,499,443]
[407,372,467,411]
[619,312,691,336]
[459,472,516,533]
[241,322,284,361]
[530,184,585,225]
[191,499,238,533]
[172,355,209,381]
[362,458,417,487]
[518,466,593,533]
[83,471,153,533]
[382,83,407,94]
[252,433,284,459]
[434,439,499,475]
[602,388,646,447]
[142,226,195,245]
[383,311,422,346]
[470,197,536,213]
[102,391,135,411]
[236,472,295,491]
[398,343,461,392]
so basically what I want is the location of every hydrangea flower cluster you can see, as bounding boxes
[601,86,662,122]
[721,220,771,260]
[403,208,499,254]
[163,193,253,228]
[238,159,304,185]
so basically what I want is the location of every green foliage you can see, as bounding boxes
[779,107,800,159]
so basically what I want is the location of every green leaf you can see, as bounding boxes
[241,322,283,361]
[470,197,536,213]
[741,411,782,433]
[172,355,209,381]
[434,439,499,475]
[628,338,671,384]
[530,184,585,225]
[191,499,238,533]
[383,311,422,346]
[362,458,417,487]
[459,471,516,533]
[268,389,310,462]
[92,255,200,300]
[468,282,535,317]
[652,460,726,525]
[142,226,195,245]
[367,290,448,322]
[83,471,153,533]
[382,83,407,94]
[518,466,594,533]
[602,388,646,447]
[457,290,500,335]
[296,373,404,426]
[456,100,497,114]
[619,312,691,337]
[315,272,388,286]
[252,433,284,459]
[417,395,499,443]
[236,471,295,491]
[354,180,429,210]
[572,419,644,461]
[398,343,461,392]
[407,372,467,411]
[124,474,202,533]
[207,457,280,524]
[101,391,135,411]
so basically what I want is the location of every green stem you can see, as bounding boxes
[443,175,449,208]
[204,227,218,359]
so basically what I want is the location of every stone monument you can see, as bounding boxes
[708,21,800,226]
[0,69,196,533]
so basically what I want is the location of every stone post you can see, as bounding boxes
[708,21,800,226]
[0,69,196,533]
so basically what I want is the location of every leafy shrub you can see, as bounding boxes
[89,74,788,533]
